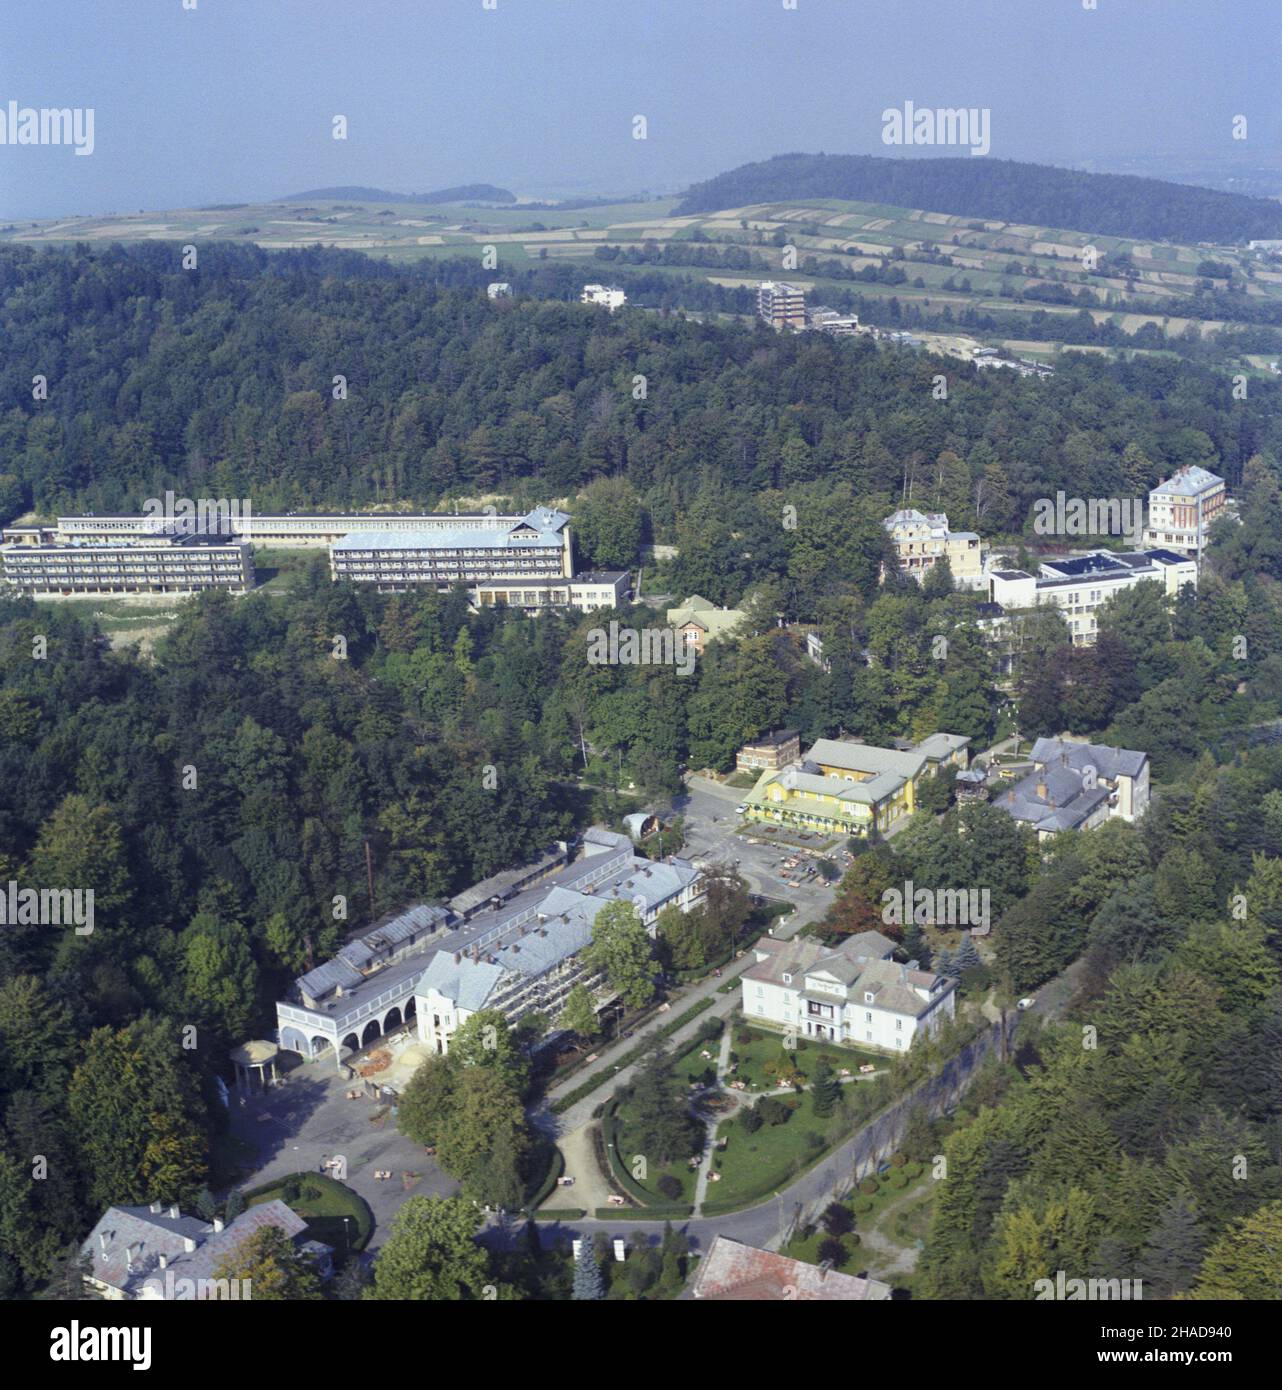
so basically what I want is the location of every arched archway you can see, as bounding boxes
[341,1033,359,1054]
[279,1027,308,1056]
[360,1019,381,1048]
[382,1006,402,1034]
[309,1035,332,1058]
[404,997,417,1021]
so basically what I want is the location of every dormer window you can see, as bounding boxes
[865,992,874,1004]
[782,973,792,984]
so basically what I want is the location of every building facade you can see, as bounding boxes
[757,280,806,330]
[328,508,573,592]
[882,509,986,588]
[415,829,703,1054]
[0,528,253,597]
[1142,465,1227,558]
[987,549,1196,646]
[742,932,955,1052]
[742,734,968,838]
[736,728,801,773]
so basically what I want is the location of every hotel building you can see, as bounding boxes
[1142,465,1227,559]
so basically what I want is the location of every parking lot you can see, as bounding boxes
[674,778,844,936]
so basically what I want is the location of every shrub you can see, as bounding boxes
[756,1097,791,1127]
[859,1177,879,1196]
[822,1202,855,1237]
[818,1236,847,1266]
[854,1197,875,1214]
[804,1131,825,1152]
[657,1174,683,1200]
[740,1107,763,1134]
[890,1171,909,1189]
[890,1152,907,1168]
[727,1051,740,1065]
[736,1028,754,1046]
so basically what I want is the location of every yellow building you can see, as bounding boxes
[743,734,969,838]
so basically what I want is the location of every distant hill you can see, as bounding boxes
[674,153,1282,244]
[281,183,516,205]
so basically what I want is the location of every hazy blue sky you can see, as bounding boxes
[3,0,1279,219]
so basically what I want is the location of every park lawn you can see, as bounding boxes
[727,1024,884,1091]
[710,1091,833,1204]
[244,1171,374,1254]
[613,1109,701,1206]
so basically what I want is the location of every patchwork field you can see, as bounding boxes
[8,187,1281,368]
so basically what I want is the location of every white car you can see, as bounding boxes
[1017,997,1036,1011]
[735,804,747,814]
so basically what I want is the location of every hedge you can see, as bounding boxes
[522,1141,565,1212]
[593,1206,693,1221]
[532,1208,586,1221]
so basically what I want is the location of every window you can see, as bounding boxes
[896,1018,903,1030]
[782,973,791,984]
[865,1011,872,1022]
[755,985,763,997]
[755,1004,764,1015]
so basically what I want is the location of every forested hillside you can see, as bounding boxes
[674,153,1282,244]
[3,241,1282,530]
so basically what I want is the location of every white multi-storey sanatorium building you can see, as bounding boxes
[275,829,703,1070]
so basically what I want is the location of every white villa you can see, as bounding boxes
[741,930,956,1052]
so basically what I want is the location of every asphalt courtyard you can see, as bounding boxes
[229,1063,457,1251]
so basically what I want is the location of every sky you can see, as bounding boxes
[2,0,1280,220]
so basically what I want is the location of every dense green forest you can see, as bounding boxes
[674,152,1282,244]
[3,241,1282,530]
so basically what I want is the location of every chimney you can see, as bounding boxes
[99,1232,109,1253]
[125,1243,139,1271]
[453,951,461,964]
[1035,779,1048,800]
[169,1204,180,1220]
[149,1200,163,1214]
[182,1237,197,1253]
[158,1253,167,1270]
[213,1217,224,1234]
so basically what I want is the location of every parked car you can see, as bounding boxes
[735,804,747,814]
[1017,996,1036,1010]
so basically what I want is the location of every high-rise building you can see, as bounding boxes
[757,280,806,330]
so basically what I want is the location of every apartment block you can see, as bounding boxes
[757,280,806,330]
[1142,465,1227,558]
[328,508,573,591]
[0,527,253,597]
[736,728,801,774]
[987,549,1196,646]
[882,508,986,588]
